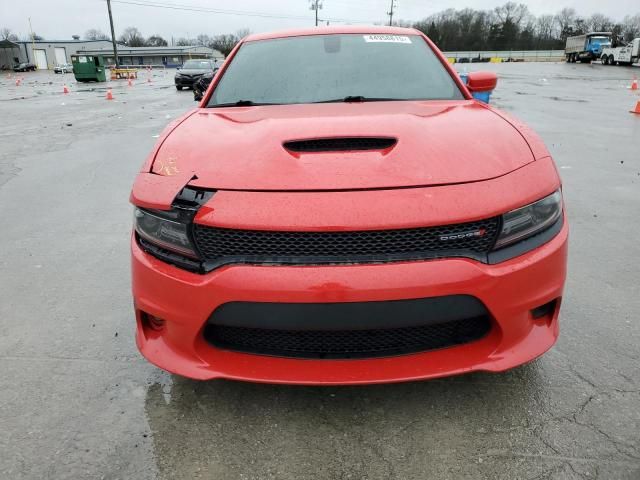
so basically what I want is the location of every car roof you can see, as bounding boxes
[244,25,422,43]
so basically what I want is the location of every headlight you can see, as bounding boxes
[494,190,563,249]
[134,208,198,258]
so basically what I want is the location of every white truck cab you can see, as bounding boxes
[601,38,640,66]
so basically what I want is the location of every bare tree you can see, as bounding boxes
[556,7,577,39]
[147,35,168,47]
[1,27,18,41]
[235,29,251,41]
[411,3,634,51]
[587,13,613,32]
[196,34,211,47]
[85,29,109,40]
[211,30,250,56]
[175,37,194,46]
[536,14,557,41]
[119,27,146,47]
[494,2,529,27]
[622,14,640,41]
[211,34,237,56]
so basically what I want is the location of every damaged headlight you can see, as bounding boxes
[134,208,198,258]
[494,190,563,249]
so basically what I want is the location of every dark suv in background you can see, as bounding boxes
[174,59,217,90]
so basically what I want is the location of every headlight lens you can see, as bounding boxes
[494,190,563,249]
[134,208,198,258]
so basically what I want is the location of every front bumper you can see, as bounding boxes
[174,76,201,87]
[132,219,568,384]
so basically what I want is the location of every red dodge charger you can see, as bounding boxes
[130,26,567,384]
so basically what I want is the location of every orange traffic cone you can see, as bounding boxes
[632,78,638,91]
[106,89,114,100]
[63,85,69,94]
[631,100,640,114]
[15,78,21,86]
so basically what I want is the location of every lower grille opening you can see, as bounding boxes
[203,316,491,359]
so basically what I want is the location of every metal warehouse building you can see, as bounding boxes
[3,39,116,70]
[82,46,224,68]
[1,40,223,70]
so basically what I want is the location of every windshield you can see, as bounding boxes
[183,60,212,69]
[590,37,610,44]
[208,33,463,106]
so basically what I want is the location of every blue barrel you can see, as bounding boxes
[471,91,492,103]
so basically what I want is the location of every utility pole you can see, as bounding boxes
[28,17,35,65]
[388,0,397,26]
[309,0,323,27]
[106,0,120,68]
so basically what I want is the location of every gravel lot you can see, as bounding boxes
[0,63,639,480]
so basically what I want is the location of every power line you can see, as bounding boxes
[106,0,376,24]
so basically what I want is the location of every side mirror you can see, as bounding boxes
[465,71,497,104]
[466,71,497,93]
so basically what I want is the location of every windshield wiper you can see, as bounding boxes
[209,100,280,107]
[313,96,402,104]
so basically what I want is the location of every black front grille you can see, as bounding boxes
[284,137,396,152]
[192,218,499,266]
[204,316,491,359]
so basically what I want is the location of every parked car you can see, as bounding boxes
[192,69,217,101]
[13,62,36,72]
[54,63,73,74]
[174,59,217,90]
[131,26,568,384]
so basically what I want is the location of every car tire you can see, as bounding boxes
[176,85,183,90]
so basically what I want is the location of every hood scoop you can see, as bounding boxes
[283,137,397,153]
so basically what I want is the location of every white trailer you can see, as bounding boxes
[601,38,640,66]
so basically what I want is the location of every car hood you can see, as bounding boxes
[177,68,211,76]
[152,100,536,191]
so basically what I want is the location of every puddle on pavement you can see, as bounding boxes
[142,363,551,479]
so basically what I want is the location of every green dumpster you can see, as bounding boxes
[71,54,107,82]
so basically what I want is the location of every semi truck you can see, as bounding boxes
[565,32,612,63]
[600,38,640,66]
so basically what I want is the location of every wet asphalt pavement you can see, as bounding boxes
[0,63,639,480]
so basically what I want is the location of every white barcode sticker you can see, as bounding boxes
[363,34,412,44]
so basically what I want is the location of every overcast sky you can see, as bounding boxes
[1,0,638,41]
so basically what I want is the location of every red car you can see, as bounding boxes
[130,26,567,384]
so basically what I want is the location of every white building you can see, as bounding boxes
[10,39,117,69]
[83,45,224,67]
[1,38,224,70]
